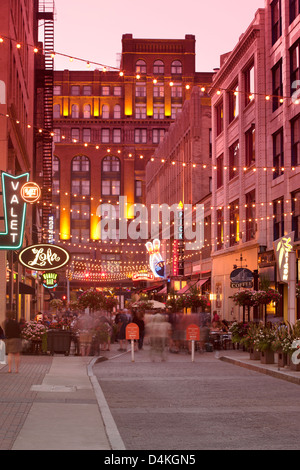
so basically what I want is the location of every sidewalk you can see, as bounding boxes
[0,345,299,450]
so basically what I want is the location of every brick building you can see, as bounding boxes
[52,34,212,299]
[210,0,300,322]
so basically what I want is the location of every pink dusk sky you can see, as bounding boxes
[52,0,265,73]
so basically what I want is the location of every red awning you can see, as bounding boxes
[195,279,209,288]
[177,282,197,294]
[157,286,167,294]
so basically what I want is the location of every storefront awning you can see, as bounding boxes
[157,286,167,294]
[19,282,35,295]
[177,282,197,294]
[141,284,164,293]
[195,279,209,288]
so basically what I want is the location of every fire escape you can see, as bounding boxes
[37,0,55,241]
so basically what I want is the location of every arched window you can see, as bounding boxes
[171,60,182,74]
[101,156,121,197]
[135,59,147,74]
[153,60,164,74]
[71,104,79,118]
[102,104,109,119]
[114,104,121,119]
[83,104,91,118]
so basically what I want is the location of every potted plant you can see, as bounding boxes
[272,323,289,367]
[254,325,276,364]
[21,321,48,355]
[240,323,261,360]
[229,321,249,349]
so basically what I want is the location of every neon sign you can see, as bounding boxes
[0,172,29,250]
[21,182,41,204]
[132,272,155,282]
[146,239,165,278]
[42,272,59,289]
[19,244,70,271]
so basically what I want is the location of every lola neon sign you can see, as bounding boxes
[0,172,29,250]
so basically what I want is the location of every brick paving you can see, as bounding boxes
[0,356,52,450]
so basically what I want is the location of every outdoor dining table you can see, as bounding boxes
[209,331,232,350]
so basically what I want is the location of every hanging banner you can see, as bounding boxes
[0,172,29,250]
[273,232,295,283]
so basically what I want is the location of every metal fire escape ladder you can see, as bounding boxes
[37,0,55,241]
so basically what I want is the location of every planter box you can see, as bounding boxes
[277,351,287,367]
[260,350,274,364]
[289,360,300,371]
[249,348,260,360]
[47,330,71,356]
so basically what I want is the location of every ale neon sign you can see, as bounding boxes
[0,172,29,250]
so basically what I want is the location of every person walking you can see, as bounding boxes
[133,311,145,350]
[4,311,22,373]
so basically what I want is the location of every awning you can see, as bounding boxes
[141,284,163,293]
[195,279,209,288]
[157,286,167,294]
[19,282,35,295]
[177,282,197,294]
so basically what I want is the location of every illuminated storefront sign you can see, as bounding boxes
[146,239,165,278]
[173,202,184,276]
[273,232,295,283]
[21,182,41,203]
[19,244,70,271]
[0,172,29,250]
[42,272,59,289]
[132,272,155,282]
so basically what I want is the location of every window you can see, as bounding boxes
[291,114,300,166]
[290,40,300,97]
[273,129,284,178]
[171,60,182,74]
[114,105,121,119]
[135,105,146,119]
[71,179,90,196]
[83,104,91,119]
[83,86,92,96]
[216,208,224,250]
[135,180,142,197]
[244,63,255,105]
[135,129,147,143]
[113,129,121,143]
[71,104,79,118]
[273,197,284,240]
[153,83,164,98]
[135,83,146,97]
[72,155,90,172]
[102,104,109,119]
[153,105,164,119]
[53,85,61,95]
[216,100,223,136]
[71,228,90,242]
[113,86,122,96]
[171,104,182,119]
[153,129,165,144]
[71,128,80,142]
[245,124,255,167]
[71,204,90,220]
[53,104,60,119]
[229,200,240,246]
[136,60,147,74]
[171,83,182,98]
[102,156,120,172]
[271,0,282,45]
[102,86,110,96]
[229,141,239,180]
[228,84,239,122]
[216,154,223,189]
[209,129,212,157]
[290,0,300,23]
[245,190,256,241]
[53,128,61,143]
[52,156,60,194]
[101,129,110,143]
[292,190,300,240]
[71,85,80,95]
[83,128,91,143]
[102,179,120,196]
[272,60,283,111]
[153,60,164,74]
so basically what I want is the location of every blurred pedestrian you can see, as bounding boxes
[199,322,210,353]
[146,313,171,361]
[115,311,128,351]
[133,311,145,350]
[4,311,22,373]
[76,313,94,356]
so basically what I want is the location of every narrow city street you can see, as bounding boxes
[94,348,300,451]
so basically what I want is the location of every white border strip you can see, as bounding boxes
[87,357,126,450]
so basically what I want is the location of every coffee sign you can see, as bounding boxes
[19,244,70,271]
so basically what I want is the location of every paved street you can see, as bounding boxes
[94,347,300,451]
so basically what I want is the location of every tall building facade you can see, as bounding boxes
[52,34,212,299]
[146,87,213,294]
[210,0,300,322]
[0,0,42,324]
